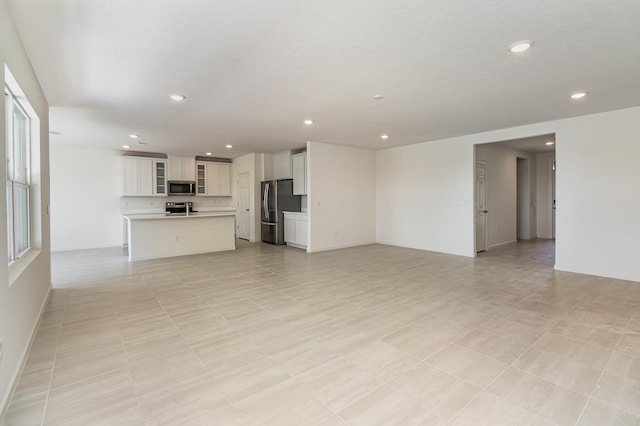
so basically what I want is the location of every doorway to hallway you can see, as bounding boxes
[474,134,556,260]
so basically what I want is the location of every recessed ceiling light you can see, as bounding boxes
[381,134,389,140]
[545,141,555,146]
[373,95,384,100]
[128,133,139,139]
[303,119,313,125]
[225,144,233,149]
[570,92,587,99]
[169,94,186,102]
[508,40,533,53]
[206,152,212,156]
[122,145,130,149]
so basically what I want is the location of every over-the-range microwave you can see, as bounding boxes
[168,181,196,196]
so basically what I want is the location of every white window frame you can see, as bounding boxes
[5,84,32,264]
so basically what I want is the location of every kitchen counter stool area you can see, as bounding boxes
[123,212,236,261]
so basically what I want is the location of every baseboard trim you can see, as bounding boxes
[0,285,52,420]
[375,240,475,258]
[51,243,122,252]
[487,239,517,250]
[307,241,376,253]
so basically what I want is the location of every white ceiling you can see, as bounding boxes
[494,134,556,153]
[6,0,640,158]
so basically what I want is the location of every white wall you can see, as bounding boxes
[1,1,52,413]
[308,142,376,252]
[50,145,122,250]
[475,144,537,248]
[376,138,475,256]
[554,109,640,281]
[376,107,640,282]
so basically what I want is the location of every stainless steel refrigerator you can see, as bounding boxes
[261,179,300,244]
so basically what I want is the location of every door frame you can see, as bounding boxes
[516,157,530,240]
[236,171,251,241]
[475,160,488,253]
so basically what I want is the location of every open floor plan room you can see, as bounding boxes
[3,240,639,425]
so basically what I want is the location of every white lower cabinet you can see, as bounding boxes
[283,212,308,249]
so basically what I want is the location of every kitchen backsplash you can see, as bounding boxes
[120,196,234,214]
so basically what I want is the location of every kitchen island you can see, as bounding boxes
[122,211,236,261]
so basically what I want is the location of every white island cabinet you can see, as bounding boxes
[283,212,308,249]
[123,212,235,261]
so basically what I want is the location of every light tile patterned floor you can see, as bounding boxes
[2,240,640,425]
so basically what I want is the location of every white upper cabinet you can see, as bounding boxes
[292,152,306,195]
[196,161,231,196]
[272,151,292,180]
[122,157,153,196]
[168,156,196,181]
[211,163,231,196]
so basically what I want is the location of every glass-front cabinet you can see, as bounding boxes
[154,160,168,196]
[196,163,206,195]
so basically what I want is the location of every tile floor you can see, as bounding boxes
[2,240,640,425]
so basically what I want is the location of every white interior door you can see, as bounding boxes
[475,161,488,252]
[236,172,250,240]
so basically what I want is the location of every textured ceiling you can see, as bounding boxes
[6,0,640,158]
[493,134,556,153]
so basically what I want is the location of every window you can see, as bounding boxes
[6,84,31,263]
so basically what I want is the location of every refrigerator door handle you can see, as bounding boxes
[263,184,268,220]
